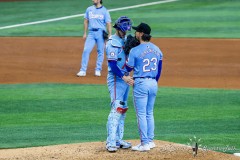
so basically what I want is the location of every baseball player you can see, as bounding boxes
[77,0,112,77]
[105,16,134,152]
[125,22,163,152]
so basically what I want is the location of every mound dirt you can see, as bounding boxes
[0,140,239,160]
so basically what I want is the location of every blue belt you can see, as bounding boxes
[90,28,99,31]
[133,77,156,80]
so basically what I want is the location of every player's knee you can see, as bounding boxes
[114,100,128,114]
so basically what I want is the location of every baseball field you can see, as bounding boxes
[0,0,240,159]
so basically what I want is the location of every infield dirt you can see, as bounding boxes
[0,37,240,160]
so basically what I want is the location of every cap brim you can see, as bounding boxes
[132,26,138,30]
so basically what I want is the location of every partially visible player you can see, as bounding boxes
[77,0,111,77]
[105,16,134,152]
[126,22,163,152]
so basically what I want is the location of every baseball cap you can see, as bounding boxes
[132,23,151,34]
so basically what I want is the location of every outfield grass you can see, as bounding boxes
[0,84,239,154]
[0,0,239,38]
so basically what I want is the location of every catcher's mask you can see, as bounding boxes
[113,16,132,32]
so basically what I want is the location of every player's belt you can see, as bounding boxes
[90,28,99,31]
[133,77,156,80]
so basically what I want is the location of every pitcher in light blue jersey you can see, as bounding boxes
[77,0,112,77]
[126,23,163,152]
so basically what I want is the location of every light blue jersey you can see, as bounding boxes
[126,42,163,145]
[85,5,111,31]
[79,5,111,73]
[127,42,163,79]
[106,35,128,75]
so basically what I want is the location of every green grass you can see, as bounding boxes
[0,0,240,38]
[0,84,239,154]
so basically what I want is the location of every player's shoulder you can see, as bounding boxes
[108,35,122,48]
[87,5,94,10]
[86,5,94,12]
[149,42,161,51]
[150,42,163,57]
[101,6,108,10]
[129,44,141,55]
[97,5,108,12]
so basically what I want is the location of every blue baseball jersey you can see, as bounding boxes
[106,35,128,75]
[85,5,111,31]
[126,42,163,78]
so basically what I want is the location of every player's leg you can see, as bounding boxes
[106,100,121,151]
[146,79,158,148]
[95,30,105,74]
[133,80,149,145]
[106,75,125,151]
[131,80,150,151]
[80,32,96,72]
[117,84,129,141]
[116,85,131,149]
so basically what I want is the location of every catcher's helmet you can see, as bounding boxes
[113,16,132,32]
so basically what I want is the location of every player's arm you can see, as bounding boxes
[125,65,133,72]
[108,60,124,78]
[83,19,88,39]
[105,9,112,37]
[126,52,134,72]
[156,60,162,82]
[109,60,134,85]
[106,22,112,38]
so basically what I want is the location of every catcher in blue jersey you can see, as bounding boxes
[125,23,163,152]
[77,0,112,77]
[105,16,134,152]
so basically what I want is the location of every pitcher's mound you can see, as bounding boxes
[0,140,239,160]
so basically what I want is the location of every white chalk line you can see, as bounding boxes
[0,0,178,30]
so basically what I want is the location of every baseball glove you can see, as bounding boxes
[123,34,140,55]
[103,30,109,41]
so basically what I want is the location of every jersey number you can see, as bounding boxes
[143,58,157,72]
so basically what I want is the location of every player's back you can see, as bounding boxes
[132,42,162,78]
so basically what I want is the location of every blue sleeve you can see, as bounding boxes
[125,65,133,72]
[108,60,124,78]
[105,10,111,23]
[156,60,162,82]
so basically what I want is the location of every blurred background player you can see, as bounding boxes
[77,0,111,77]
[105,16,134,152]
[126,22,163,152]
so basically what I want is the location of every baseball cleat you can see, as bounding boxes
[149,141,156,149]
[106,146,118,152]
[132,143,150,152]
[95,70,101,76]
[116,140,132,149]
[77,71,86,77]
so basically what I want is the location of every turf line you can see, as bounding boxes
[0,0,178,30]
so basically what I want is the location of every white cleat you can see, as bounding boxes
[116,140,132,149]
[149,142,156,149]
[77,71,86,77]
[106,146,118,152]
[132,143,150,152]
[95,70,101,77]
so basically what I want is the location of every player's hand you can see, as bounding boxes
[122,75,134,86]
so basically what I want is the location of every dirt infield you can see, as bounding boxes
[0,37,240,89]
[0,37,240,159]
